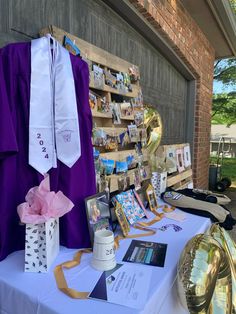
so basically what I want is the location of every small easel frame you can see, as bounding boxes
[115,202,130,237]
[146,184,158,211]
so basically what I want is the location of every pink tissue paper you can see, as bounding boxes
[17,175,74,224]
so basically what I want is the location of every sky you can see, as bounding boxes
[213,81,235,94]
[213,59,236,94]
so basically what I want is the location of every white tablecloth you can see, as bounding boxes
[0,210,211,314]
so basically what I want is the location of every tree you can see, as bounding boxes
[214,58,236,86]
[229,0,236,14]
[212,58,236,126]
[212,92,236,125]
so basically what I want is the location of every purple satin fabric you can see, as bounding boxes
[0,42,96,260]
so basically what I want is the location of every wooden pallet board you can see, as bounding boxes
[90,80,139,98]
[40,26,145,194]
[167,168,193,187]
[100,149,149,163]
[108,165,151,192]
[40,25,140,99]
[39,26,193,194]
[40,26,139,74]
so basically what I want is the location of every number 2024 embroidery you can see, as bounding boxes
[37,133,49,159]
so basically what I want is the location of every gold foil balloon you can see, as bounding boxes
[177,233,232,314]
[209,224,236,275]
[144,105,162,155]
[208,224,236,313]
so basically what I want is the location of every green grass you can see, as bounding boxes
[210,157,236,186]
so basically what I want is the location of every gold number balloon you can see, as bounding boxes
[144,105,162,155]
[177,233,232,314]
[208,224,236,313]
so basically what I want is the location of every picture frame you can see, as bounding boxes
[176,148,185,173]
[183,145,191,168]
[85,192,112,246]
[114,189,146,225]
[146,184,158,211]
[135,182,149,208]
[133,189,149,218]
[115,202,130,237]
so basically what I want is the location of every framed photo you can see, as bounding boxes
[183,145,191,168]
[85,192,112,246]
[114,190,146,225]
[133,189,149,218]
[115,202,130,237]
[136,182,149,209]
[146,184,158,211]
[176,148,185,173]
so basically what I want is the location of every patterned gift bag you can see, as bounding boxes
[24,218,59,273]
[151,171,167,198]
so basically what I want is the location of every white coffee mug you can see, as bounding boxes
[91,229,116,271]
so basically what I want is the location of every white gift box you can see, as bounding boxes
[24,218,59,273]
[151,171,167,198]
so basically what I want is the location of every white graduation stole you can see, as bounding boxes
[29,35,81,174]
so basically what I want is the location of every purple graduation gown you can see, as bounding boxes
[0,42,96,261]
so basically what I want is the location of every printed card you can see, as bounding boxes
[123,240,167,267]
[89,263,152,310]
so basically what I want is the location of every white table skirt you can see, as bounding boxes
[0,210,211,314]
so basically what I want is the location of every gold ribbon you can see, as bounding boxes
[139,209,164,226]
[53,204,174,299]
[54,249,92,299]
[138,205,175,227]
[54,225,156,298]
[161,205,176,213]
[114,223,156,248]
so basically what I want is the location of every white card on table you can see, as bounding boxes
[164,210,186,222]
[89,263,152,309]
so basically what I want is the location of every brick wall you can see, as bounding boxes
[129,0,215,188]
